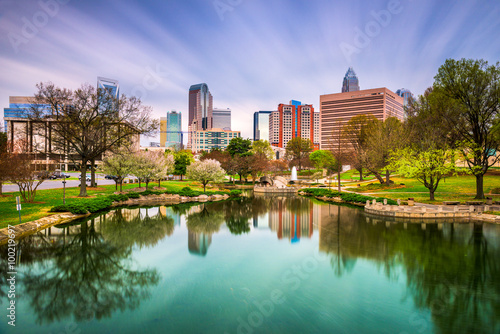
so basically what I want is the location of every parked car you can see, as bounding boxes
[105,175,118,180]
[78,174,91,182]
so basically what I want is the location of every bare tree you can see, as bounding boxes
[28,82,158,197]
[7,140,50,203]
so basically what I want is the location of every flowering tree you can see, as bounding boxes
[186,159,226,192]
[100,150,135,192]
[132,151,174,189]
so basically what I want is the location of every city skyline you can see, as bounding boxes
[1,0,499,142]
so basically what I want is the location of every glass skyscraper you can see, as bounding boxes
[212,108,231,130]
[341,67,360,92]
[253,111,271,141]
[160,110,182,149]
[189,83,213,131]
[396,88,414,107]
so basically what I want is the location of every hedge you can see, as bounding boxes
[299,188,397,205]
[50,187,237,215]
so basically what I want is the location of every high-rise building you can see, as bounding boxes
[396,88,414,107]
[97,77,119,99]
[212,108,231,130]
[160,111,182,149]
[253,111,272,141]
[320,87,404,151]
[269,100,319,150]
[188,83,213,131]
[342,67,360,93]
[191,129,241,153]
[188,83,213,149]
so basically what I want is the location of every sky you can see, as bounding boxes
[1,0,499,145]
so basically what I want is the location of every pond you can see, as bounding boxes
[1,194,499,334]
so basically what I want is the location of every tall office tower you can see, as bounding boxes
[253,111,272,141]
[212,108,231,130]
[320,87,404,151]
[188,83,213,149]
[160,111,182,149]
[269,100,318,150]
[341,67,360,93]
[396,88,414,107]
[188,83,213,130]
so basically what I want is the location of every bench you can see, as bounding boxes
[443,201,460,205]
[466,201,483,206]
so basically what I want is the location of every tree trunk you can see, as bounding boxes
[90,158,96,187]
[0,181,2,195]
[203,182,206,192]
[79,164,88,197]
[337,170,341,192]
[115,181,118,191]
[138,178,141,188]
[158,178,161,187]
[475,173,485,199]
[120,180,123,192]
[385,169,390,184]
[145,178,149,189]
[372,171,385,184]
[358,168,363,181]
[180,174,183,181]
[429,189,435,201]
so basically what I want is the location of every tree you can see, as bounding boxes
[100,150,135,192]
[28,82,157,197]
[434,58,500,199]
[342,114,378,181]
[186,159,226,192]
[227,137,253,182]
[251,140,274,160]
[7,140,50,203]
[248,153,269,184]
[131,151,174,189]
[390,87,461,200]
[227,137,252,157]
[390,148,457,201]
[285,137,313,171]
[361,117,405,185]
[173,150,194,180]
[309,150,336,171]
[200,148,236,183]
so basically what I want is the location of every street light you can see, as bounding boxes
[62,174,67,205]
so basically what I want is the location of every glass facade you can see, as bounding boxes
[253,111,271,141]
[342,67,360,92]
[396,88,414,107]
[212,108,231,130]
[166,111,182,149]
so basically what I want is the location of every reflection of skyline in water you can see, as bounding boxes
[0,197,499,333]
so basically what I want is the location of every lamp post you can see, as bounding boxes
[62,175,67,204]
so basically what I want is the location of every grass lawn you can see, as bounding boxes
[346,174,500,204]
[0,180,207,229]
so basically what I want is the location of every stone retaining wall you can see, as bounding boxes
[0,193,232,245]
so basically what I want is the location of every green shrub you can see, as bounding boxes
[108,194,129,202]
[300,188,397,205]
[50,205,70,212]
[127,192,141,199]
[229,190,242,197]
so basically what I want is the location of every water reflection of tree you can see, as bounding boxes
[398,223,500,334]
[21,219,160,324]
[100,207,175,248]
[186,204,225,234]
[319,209,500,333]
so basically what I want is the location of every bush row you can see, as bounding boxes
[50,187,240,215]
[299,188,397,205]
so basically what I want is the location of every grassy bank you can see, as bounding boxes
[0,180,216,228]
[345,175,500,204]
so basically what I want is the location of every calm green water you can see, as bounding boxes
[1,195,499,334]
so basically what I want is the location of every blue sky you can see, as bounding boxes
[1,0,499,143]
